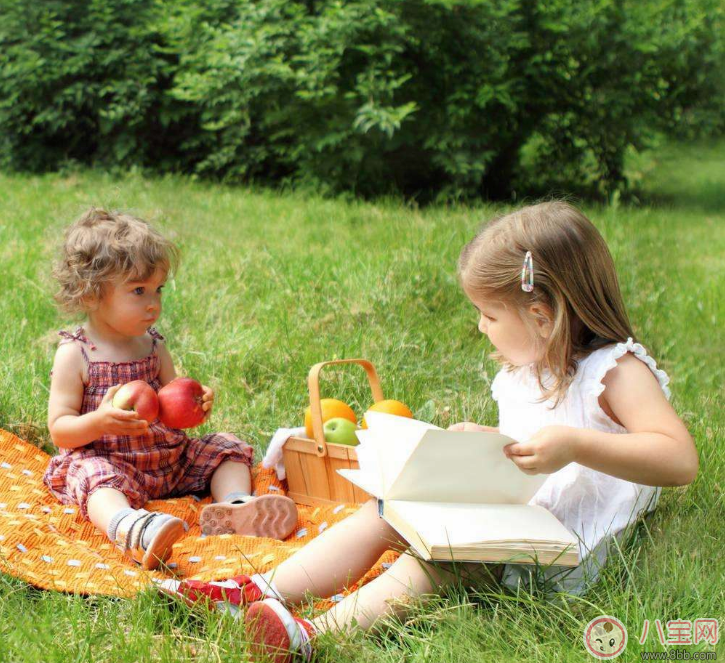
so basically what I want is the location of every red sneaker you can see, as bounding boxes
[245,598,316,663]
[158,575,264,614]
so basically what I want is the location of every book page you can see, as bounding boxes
[351,429,382,478]
[385,430,547,504]
[386,501,578,547]
[338,428,386,498]
[336,468,384,498]
[362,412,441,494]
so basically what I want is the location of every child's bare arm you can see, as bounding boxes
[505,354,698,486]
[156,341,177,387]
[574,353,698,486]
[48,344,147,449]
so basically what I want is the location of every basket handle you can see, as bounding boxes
[308,359,385,458]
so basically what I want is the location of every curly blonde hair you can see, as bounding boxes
[53,208,180,315]
[458,201,635,406]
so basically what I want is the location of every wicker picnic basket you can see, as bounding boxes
[282,359,384,506]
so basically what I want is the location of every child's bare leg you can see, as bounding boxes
[87,487,132,533]
[202,460,298,539]
[209,460,252,501]
[87,485,185,562]
[310,550,455,634]
[267,499,406,603]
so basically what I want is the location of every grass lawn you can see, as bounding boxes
[0,140,722,661]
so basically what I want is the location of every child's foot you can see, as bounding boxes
[157,574,264,615]
[245,598,316,663]
[110,508,187,570]
[199,494,298,540]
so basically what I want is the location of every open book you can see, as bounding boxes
[338,412,579,566]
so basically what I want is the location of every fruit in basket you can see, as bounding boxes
[112,380,159,423]
[304,398,357,439]
[362,399,413,429]
[158,377,206,429]
[323,418,359,446]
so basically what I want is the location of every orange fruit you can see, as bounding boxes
[362,399,413,428]
[304,398,357,439]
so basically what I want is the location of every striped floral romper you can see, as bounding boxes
[43,327,254,518]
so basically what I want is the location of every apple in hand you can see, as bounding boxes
[158,377,206,429]
[112,380,159,424]
[323,418,359,446]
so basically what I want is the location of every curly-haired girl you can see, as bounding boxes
[44,208,297,570]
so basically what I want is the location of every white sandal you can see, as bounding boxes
[114,509,186,570]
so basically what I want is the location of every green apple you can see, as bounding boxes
[323,417,359,446]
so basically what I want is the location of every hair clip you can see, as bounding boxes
[521,251,534,292]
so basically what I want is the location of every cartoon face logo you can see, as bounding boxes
[583,616,628,659]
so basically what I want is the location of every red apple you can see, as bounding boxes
[157,377,206,429]
[112,380,159,424]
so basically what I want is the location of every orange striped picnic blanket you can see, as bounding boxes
[0,429,398,606]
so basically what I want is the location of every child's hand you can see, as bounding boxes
[95,385,150,437]
[448,422,499,433]
[201,385,214,422]
[504,425,578,475]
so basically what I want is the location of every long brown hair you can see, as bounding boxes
[458,201,635,405]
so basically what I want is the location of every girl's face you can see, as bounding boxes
[465,289,551,366]
[93,268,167,337]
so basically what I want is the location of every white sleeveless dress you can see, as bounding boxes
[492,338,671,596]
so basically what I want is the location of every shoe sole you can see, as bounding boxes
[141,517,186,570]
[199,495,298,540]
[245,600,293,663]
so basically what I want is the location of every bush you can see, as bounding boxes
[1,0,722,200]
[0,0,191,172]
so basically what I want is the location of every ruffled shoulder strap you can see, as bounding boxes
[582,338,671,420]
[58,326,96,350]
[51,327,93,378]
[148,327,164,342]
[147,326,165,353]
[57,326,95,364]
